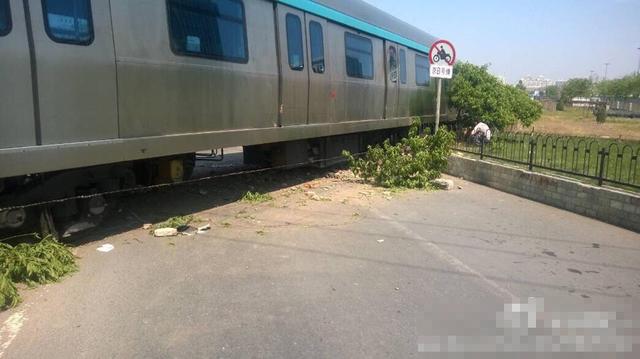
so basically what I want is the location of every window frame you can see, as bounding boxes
[41,0,95,46]
[0,0,12,37]
[415,53,430,87]
[166,0,250,64]
[285,13,304,71]
[399,49,407,85]
[388,45,398,83]
[309,20,324,74]
[344,32,374,80]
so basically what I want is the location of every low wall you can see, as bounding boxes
[447,155,640,233]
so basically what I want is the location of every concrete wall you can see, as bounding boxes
[447,155,640,233]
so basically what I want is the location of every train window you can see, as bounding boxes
[0,0,11,37]
[309,21,324,74]
[416,54,430,86]
[388,46,398,83]
[286,14,304,71]
[345,32,373,80]
[42,0,94,45]
[167,0,248,63]
[399,49,407,84]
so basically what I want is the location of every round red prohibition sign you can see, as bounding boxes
[429,40,456,66]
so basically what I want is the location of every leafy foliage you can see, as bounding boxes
[448,62,542,130]
[544,85,560,100]
[594,103,607,123]
[153,215,194,230]
[1,235,77,310]
[596,74,640,98]
[559,78,593,104]
[342,119,455,189]
[241,191,273,204]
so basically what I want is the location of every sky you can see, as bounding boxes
[361,0,640,84]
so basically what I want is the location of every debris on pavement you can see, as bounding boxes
[96,244,115,253]
[305,191,330,201]
[377,239,385,244]
[154,228,179,237]
[142,223,152,230]
[197,224,211,234]
[430,178,455,191]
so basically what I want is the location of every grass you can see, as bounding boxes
[241,191,273,204]
[519,108,640,141]
[1,234,77,310]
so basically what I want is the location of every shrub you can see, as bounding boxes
[1,235,77,310]
[556,101,565,111]
[594,103,607,123]
[343,119,455,189]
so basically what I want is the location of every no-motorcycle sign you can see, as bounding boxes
[429,40,456,79]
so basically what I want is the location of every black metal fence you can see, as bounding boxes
[454,133,640,191]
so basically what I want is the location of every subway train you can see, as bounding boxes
[0,0,447,233]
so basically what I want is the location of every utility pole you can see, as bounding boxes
[637,48,640,76]
[603,63,610,81]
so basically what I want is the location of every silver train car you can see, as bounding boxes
[0,0,445,231]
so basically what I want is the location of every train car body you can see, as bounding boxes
[0,0,446,231]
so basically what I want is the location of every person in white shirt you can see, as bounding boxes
[471,122,492,144]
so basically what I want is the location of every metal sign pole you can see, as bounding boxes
[435,78,442,133]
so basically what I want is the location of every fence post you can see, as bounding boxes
[528,140,536,171]
[480,139,484,160]
[597,148,607,186]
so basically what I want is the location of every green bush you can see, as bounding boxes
[343,119,455,189]
[594,103,607,123]
[1,235,77,310]
[556,101,565,111]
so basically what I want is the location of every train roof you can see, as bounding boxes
[276,0,439,54]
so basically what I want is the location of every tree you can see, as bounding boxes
[544,85,559,100]
[596,74,640,98]
[559,78,592,104]
[448,62,542,130]
[516,80,527,92]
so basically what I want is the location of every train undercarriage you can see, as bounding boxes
[0,129,408,239]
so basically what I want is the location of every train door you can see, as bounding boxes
[0,0,36,148]
[305,14,331,124]
[27,0,118,145]
[277,5,308,126]
[396,46,410,118]
[385,41,400,119]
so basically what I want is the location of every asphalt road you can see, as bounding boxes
[1,168,638,358]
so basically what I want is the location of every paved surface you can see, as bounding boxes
[1,167,639,358]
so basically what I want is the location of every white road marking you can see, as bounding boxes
[0,310,26,358]
[372,208,518,302]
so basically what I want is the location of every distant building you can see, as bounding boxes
[519,75,555,91]
[555,80,566,88]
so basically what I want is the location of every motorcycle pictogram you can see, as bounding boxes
[432,46,452,64]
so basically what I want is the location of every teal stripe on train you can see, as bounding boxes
[277,0,430,53]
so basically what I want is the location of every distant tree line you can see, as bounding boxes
[544,73,640,105]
